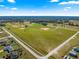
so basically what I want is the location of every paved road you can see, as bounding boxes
[3,27,79,59]
[45,31,79,58]
[8,29,43,56]
[2,27,41,59]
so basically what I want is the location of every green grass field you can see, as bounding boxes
[52,33,79,59]
[0,33,5,38]
[5,23,77,55]
[0,32,9,38]
[0,45,5,57]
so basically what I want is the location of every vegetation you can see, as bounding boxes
[0,37,36,59]
[52,34,79,59]
[6,23,77,55]
[0,16,79,59]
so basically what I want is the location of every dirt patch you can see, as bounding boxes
[20,28,25,29]
[12,25,18,28]
[0,50,3,53]
[41,28,50,31]
[0,32,3,34]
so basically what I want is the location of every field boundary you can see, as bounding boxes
[6,29,43,56]
[2,27,41,59]
[2,27,79,59]
[45,31,79,58]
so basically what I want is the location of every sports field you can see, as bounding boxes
[5,23,77,55]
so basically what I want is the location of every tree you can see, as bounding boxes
[25,25,28,28]
[41,22,48,26]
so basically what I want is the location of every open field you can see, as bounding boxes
[0,17,79,59]
[5,23,77,55]
[52,33,79,59]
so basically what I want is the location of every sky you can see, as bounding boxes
[0,0,79,16]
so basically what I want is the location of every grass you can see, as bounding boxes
[52,33,79,59]
[0,45,5,57]
[21,49,36,59]
[0,39,36,59]
[0,34,5,38]
[12,40,36,59]
[0,47,36,59]
[0,52,6,57]
[5,23,77,55]
[0,32,9,38]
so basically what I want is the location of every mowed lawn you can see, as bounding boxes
[6,23,77,55]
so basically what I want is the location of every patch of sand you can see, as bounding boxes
[41,28,50,31]
[20,28,25,29]
[0,32,3,34]
[0,50,3,53]
[12,25,18,28]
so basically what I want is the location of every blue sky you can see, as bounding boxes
[0,0,79,16]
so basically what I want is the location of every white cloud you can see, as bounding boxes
[31,11,36,13]
[64,7,71,11]
[0,5,9,10]
[59,1,79,5]
[65,7,71,9]
[8,0,16,3]
[50,0,58,2]
[11,8,17,11]
[0,5,5,7]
